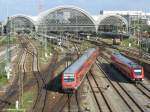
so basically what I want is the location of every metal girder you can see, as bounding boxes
[37,6,96,33]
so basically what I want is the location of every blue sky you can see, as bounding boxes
[0,0,150,21]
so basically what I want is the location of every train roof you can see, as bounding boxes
[113,52,141,68]
[64,48,96,74]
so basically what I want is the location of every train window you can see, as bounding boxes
[130,63,139,68]
[64,78,74,82]
[64,74,75,82]
[113,52,120,55]
[134,69,142,75]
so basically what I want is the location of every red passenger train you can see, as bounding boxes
[111,52,144,81]
[62,48,99,90]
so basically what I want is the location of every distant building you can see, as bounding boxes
[146,13,150,25]
[96,11,150,35]
[102,11,149,25]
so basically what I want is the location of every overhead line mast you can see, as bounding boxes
[37,0,49,58]
[37,0,43,14]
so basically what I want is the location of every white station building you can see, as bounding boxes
[1,6,150,35]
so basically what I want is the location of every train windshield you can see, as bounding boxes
[134,69,142,75]
[64,74,75,82]
[130,63,139,68]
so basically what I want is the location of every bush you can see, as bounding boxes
[0,36,16,46]
[0,61,6,77]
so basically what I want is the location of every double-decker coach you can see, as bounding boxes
[111,52,144,81]
[62,48,99,91]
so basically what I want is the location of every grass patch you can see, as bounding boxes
[0,61,8,86]
[2,109,26,112]
[28,38,55,64]
[80,40,95,51]
[22,89,35,110]
[0,76,8,87]
[0,61,6,75]
[38,42,54,63]
[0,36,17,46]
[121,38,139,48]
[6,88,36,112]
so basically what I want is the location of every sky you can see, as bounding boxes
[0,0,150,21]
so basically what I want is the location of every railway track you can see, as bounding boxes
[118,46,150,61]
[0,37,28,111]
[83,39,150,111]
[23,36,68,112]
[53,42,82,112]
[101,47,150,98]
[0,34,66,111]
[97,56,150,112]
[86,73,113,112]
[21,36,48,112]
[75,90,82,112]
[136,83,150,99]
[56,92,82,112]
[73,41,113,112]
[66,91,81,112]
[50,41,83,112]
[22,36,75,112]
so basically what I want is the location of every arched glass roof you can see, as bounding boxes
[37,6,96,34]
[98,15,128,32]
[6,15,35,33]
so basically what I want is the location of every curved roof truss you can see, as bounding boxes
[37,5,97,32]
[98,14,128,30]
[5,14,36,33]
[98,14,128,26]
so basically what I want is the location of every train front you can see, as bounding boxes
[62,73,76,90]
[132,66,144,81]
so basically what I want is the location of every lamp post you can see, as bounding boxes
[44,24,48,58]
[5,17,12,80]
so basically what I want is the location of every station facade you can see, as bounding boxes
[37,6,97,35]
[4,15,35,34]
[2,6,150,36]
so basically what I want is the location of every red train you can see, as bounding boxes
[62,48,99,90]
[111,52,144,81]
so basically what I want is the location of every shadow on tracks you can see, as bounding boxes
[98,62,133,84]
[44,72,65,94]
[44,63,133,95]
[122,53,150,81]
